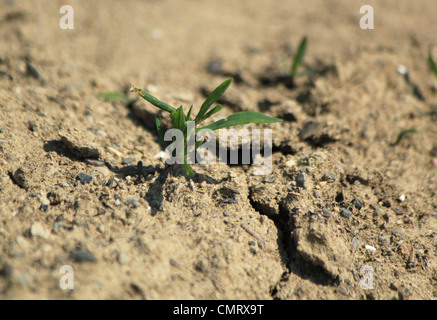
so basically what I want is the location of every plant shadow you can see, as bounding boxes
[145,164,224,216]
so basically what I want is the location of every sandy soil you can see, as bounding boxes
[1,0,437,300]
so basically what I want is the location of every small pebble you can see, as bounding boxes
[206,59,223,74]
[340,208,352,218]
[118,251,131,265]
[378,236,390,244]
[122,157,136,165]
[322,172,336,183]
[338,285,349,296]
[126,196,140,208]
[106,178,116,188]
[352,198,363,210]
[69,249,97,263]
[313,190,321,198]
[374,208,383,216]
[295,173,306,188]
[365,245,376,252]
[170,259,180,268]
[389,283,398,291]
[285,159,296,167]
[53,215,63,233]
[397,65,408,75]
[77,172,93,184]
[398,286,411,300]
[85,159,105,167]
[321,208,331,218]
[97,224,105,233]
[352,237,360,250]
[30,222,50,239]
[154,151,169,161]
[107,147,122,157]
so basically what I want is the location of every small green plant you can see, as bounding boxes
[98,92,130,103]
[288,37,313,79]
[428,48,437,78]
[393,128,418,146]
[131,78,282,177]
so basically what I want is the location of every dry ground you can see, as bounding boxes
[0,0,437,299]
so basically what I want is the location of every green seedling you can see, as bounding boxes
[428,49,437,78]
[394,128,418,146]
[131,78,282,178]
[99,92,130,103]
[289,37,313,79]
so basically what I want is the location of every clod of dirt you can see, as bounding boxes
[213,185,241,204]
[273,139,298,156]
[257,98,281,112]
[298,121,338,147]
[274,109,297,122]
[249,185,281,216]
[10,161,40,190]
[292,218,350,280]
[298,121,322,141]
[296,89,330,116]
[58,127,101,159]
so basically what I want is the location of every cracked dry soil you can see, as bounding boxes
[1,0,437,299]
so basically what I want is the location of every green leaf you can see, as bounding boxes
[132,87,176,113]
[186,105,193,121]
[198,104,222,124]
[195,79,232,123]
[394,128,418,145]
[99,92,130,103]
[197,111,282,132]
[171,106,186,131]
[291,37,307,77]
[155,117,165,142]
[294,67,315,78]
[428,50,437,77]
[183,160,194,178]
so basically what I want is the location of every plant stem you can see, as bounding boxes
[183,157,194,178]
